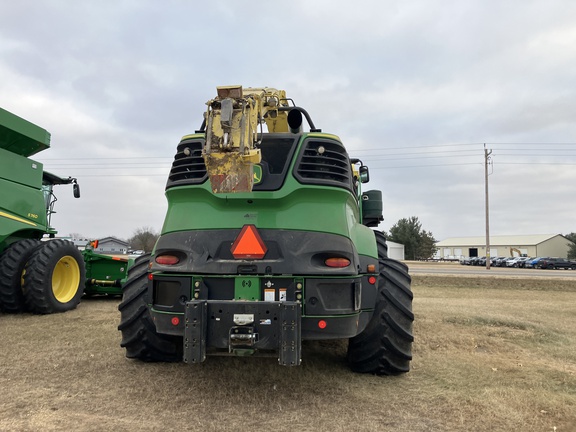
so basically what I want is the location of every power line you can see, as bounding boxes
[37,143,576,163]
[36,140,576,173]
[370,162,482,169]
[40,156,173,160]
[44,165,171,169]
[351,142,576,152]
[497,162,576,166]
[72,174,168,177]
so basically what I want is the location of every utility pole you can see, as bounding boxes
[484,144,492,270]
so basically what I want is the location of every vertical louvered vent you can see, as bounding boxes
[294,140,353,190]
[166,139,207,188]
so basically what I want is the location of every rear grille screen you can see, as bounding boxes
[166,139,207,188]
[294,139,353,190]
[166,136,353,192]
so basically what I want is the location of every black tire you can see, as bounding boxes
[0,239,41,313]
[23,239,86,314]
[347,231,414,375]
[118,254,182,362]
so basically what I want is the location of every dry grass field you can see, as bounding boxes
[1,273,575,431]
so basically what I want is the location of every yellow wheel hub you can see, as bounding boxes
[52,255,81,303]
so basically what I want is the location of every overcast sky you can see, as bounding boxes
[1,0,575,243]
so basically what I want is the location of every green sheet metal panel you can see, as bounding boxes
[0,107,51,156]
[234,276,260,300]
[0,147,43,189]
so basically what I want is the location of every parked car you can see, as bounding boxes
[494,257,510,267]
[515,257,533,268]
[488,256,500,266]
[506,257,522,267]
[505,257,521,267]
[459,257,471,265]
[469,257,482,266]
[525,257,547,268]
[537,258,576,270]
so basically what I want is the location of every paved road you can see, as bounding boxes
[407,261,576,279]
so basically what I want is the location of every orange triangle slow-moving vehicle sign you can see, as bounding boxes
[231,224,267,259]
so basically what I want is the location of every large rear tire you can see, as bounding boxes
[0,239,41,313]
[23,240,86,314]
[118,254,182,362]
[347,231,414,375]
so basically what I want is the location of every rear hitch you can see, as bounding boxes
[184,300,301,366]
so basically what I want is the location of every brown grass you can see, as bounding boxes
[1,275,575,431]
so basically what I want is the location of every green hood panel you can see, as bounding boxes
[162,184,377,259]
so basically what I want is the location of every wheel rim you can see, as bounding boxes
[52,255,81,303]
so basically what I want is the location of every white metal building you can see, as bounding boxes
[435,234,574,259]
[387,240,405,261]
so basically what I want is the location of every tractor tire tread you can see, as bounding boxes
[347,231,414,375]
[23,240,85,314]
[117,254,182,362]
[0,239,41,313]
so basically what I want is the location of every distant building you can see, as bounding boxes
[435,234,574,259]
[387,240,405,261]
[93,236,129,254]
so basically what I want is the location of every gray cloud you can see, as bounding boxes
[1,0,575,241]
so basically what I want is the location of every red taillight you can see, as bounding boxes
[148,273,153,280]
[318,320,327,329]
[324,257,351,268]
[171,317,180,326]
[368,276,377,285]
[155,254,180,265]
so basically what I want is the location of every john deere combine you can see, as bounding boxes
[0,107,128,314]
[118,86,414,374]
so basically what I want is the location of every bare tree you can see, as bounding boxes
[128,226,159,252]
